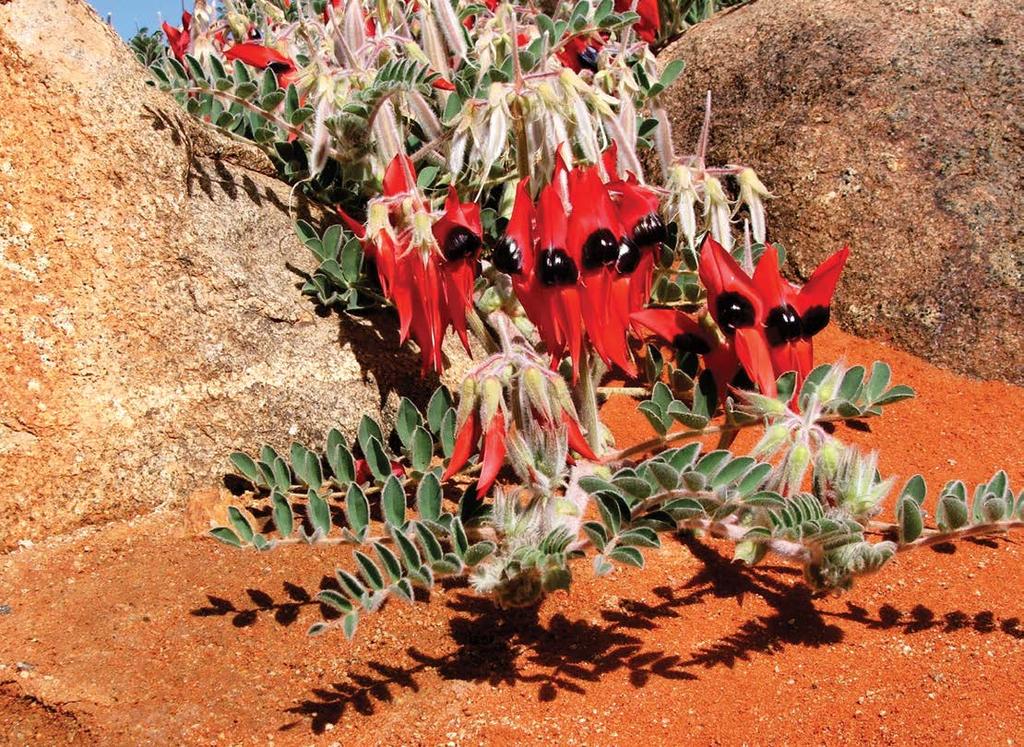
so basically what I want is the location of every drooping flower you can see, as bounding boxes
[224,43,298,88]
[162,10,192,61]
[364,154,482,373]
[752,244,850,389]
[630,308,742,404]
[557,35,603,73]
[699,236,777,396]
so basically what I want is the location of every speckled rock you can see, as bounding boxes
[658,0,1023,384]
[0,0,458,545]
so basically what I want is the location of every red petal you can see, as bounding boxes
[335,206,366,238]
[442,413,480,481]
[476,411,507,495]
[224,43,294,71]
[733,327,777,397]
[630,308,704,342]
[795,245,850,317]
[563,412,598,461]
[507,179,535,276]
[382,154,417,196]
[431,77,456,91]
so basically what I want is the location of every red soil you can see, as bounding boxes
[1,326,1022,745]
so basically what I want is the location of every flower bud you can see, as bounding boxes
[786,442,812,492]
[455,376,477,428]
[736,168,771,244]
[521,367,552,424]
[477,286,502,314]
[744,391,787,417]
[816,438,842,481]
[752,423,790,458]
[479,376,504,428]
[704,176,733,252]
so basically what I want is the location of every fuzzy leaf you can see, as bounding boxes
[308,489,331,537]
[271,490,294,538]
[382,475,407,528]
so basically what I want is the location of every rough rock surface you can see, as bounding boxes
[658,0,1023,384]
[0,0,451,545]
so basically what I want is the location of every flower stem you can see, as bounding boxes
[577,347,603,456]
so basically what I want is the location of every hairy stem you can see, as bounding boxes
[577,347,603,456]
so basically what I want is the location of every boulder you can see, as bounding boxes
[0,0,451,545]
[658,0,1023,384]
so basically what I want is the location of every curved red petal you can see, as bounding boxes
[733,327,777,397]
[476,411,507,495]
[563,412,598,461]
[699,236,765,325]
[442,413,481,481]
[382,154,417,196]
[795,245,850,316]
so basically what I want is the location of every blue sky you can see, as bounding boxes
[88,0,186,38]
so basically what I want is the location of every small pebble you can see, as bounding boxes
[0,604,11,615]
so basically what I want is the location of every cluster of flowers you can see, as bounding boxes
[634,238,849,400]
[442,337,598,496]
[495,148,665,379]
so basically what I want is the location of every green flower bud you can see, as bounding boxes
[522,366,552,423]
[455,375,478,428]
[479,376,504,427]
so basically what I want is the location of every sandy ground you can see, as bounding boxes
[1,325,1022,746]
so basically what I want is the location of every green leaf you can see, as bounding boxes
[357,415,386,459]
[210,526,241,547]
[363,436,391,482]
[413,521,444,562]
[321,224,343,259]
[382,475,407,528]
[439,408,457,458]
[290,442,323,489]
[865,361,892,403]
[373,543,403,582]
[618,527,660,549]
[897,496,923,543]
[695,450,731,477]
[608,546,644,568]
[542,567,572,593]
[736,462,772,497]
[692,371,717,419]
[426,386,453,433]
[328,442,355,484]
[900,475,927,506]
[392,526,423,570]
[294,219,319,247]
[874,385,915,406]
[463,541,496,566]
[395,397,422,448]
[228,506,254,543]
[658,59,685,91]
[307,622,329,637]
[229,452,262,486]
[936,494,968,531]
[638,401,667,435]
[354,551,385,590]
[345,483,370,537]
[409,427,433,472]
[271,490,294,538]
[342,611,359,640]
[648,461,679,491]
[316,589,353,613]
[308,488,331,537]
[336,569,366,599]
[416,472,442,522]
[837,365,865,402]
[710,456,755,488]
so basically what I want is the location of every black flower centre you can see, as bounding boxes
[442,226,481,261]
[801,305,831,338]
[615,237,641,274]
[631,213,667,247]
[715,291,756,334]
[581,228,618,269]
[672,333,711,355]
[578,45,599,72]
[538,247,579,286]
[764,304,803,346]
[492,236,522,274]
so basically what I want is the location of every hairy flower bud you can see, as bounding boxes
[785,442,812,493]
[456,376,478,428]
[816,438,842,482]
[479,376,504,427]
[736,167,770,244]
[752,423,791,459]
[704,176,733,252]
[521,366,553,424]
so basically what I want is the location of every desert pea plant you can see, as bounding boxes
[149,0,1023,641]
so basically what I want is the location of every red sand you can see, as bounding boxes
[1,326,1022,745]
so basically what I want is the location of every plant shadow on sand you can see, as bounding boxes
[258,534,1024,734]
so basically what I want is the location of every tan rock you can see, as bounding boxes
[0,0,458,545]
[657,0,1023,384]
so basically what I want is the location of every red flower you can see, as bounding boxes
[557,35,603,73]
[631,308,742,404]
[368,155,482,373]
[224,43,298,89]
[699,236,777,397]
[162,11,192,62]
[615,0,661,44]
[440,408,506,496]
[752,244,850,390]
